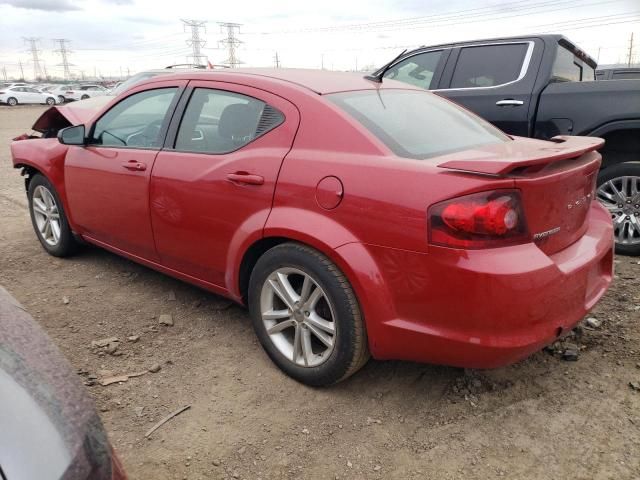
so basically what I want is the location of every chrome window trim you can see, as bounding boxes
[434,40,534,91]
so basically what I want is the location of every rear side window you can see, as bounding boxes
[328,89,509,160]
[383,50,443,89]
[551,46,595,82]
[450,43,529,88]
[174,88,284,154]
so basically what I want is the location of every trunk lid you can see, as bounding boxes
[437,136,604,254]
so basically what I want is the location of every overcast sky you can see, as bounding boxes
[0,0,638,80]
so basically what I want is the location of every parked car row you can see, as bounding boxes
[0,82,111,106]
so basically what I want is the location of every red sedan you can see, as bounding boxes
[11,69,613,386]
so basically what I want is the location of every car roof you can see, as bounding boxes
[139,68,422,95]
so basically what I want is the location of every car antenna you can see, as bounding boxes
[364,49,407,83]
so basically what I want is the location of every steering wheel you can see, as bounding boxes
[126,119,164,148]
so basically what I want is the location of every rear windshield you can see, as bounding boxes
[327,89,509,159]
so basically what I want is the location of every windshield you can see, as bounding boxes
[327,89,509,159]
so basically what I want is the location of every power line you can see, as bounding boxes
[182,19,207,66]
[23,37,44,80]
[219,22,243,68]
[52,38,73,80]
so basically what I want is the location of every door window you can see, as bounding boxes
[90,87,177,149]
[174,88,283,154]
[383,50,443,89]
[450,43,529,88]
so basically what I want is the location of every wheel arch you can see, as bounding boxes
[587,120,640,169]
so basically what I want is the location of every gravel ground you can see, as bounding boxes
[1,105,639,480]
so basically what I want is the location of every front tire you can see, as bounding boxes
[46,96,56,105]
[81,94,89,100]
[28,174,77,257]
[597,162,640,256]
[7,97,17,106]
[248,243,369,386]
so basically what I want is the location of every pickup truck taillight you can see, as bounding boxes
[428,190,530,249]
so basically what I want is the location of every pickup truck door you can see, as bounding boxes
[434,41,538,137]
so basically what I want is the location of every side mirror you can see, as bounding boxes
[57,125,86,146]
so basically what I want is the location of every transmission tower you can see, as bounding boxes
[218,22,243,68]
[23,37,45,80]
[1,66,7,81]
[53,38,73,79]
[182,19,207,66]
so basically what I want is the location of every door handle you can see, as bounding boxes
[226,172,264,185]
[121,160,147,171]
[496,99,524,106]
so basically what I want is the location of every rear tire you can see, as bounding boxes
[46,96,56,105]
[57,95,65,103]
[7,97,17,106]
[248,242,369,386]
[596,162,640,256]
[27,174,77,257]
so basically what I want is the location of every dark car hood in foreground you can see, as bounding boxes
[0,286,113,480]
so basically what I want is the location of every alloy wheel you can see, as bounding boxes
[597,175,640,246]
[260,267,336,367]
[32,185,61,246]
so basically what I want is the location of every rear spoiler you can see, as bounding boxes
[438,136,604,176]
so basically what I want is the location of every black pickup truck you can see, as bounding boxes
[374,34,640,254]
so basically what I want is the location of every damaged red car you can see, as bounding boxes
[11,69,613,386]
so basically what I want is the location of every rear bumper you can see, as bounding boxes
[339,202,613,368]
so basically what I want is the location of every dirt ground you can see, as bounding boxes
[1,105,639,480]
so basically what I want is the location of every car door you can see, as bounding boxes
[11,87,29,103]
[64,80,187,261]
[150,81,300,287]
[434,41,537,136]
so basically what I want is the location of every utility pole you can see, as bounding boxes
[628,32,635,67]
[53,38,73,80]
[182,19,207,66]
[23,37,45,80]
[18,60,25,80]
[274,51,280,68]
[218,22,243,68]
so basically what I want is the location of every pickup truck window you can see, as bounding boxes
[450,43,529,88]
[551,46,592,82]
[383,50,443,89]
[328,89,509,160]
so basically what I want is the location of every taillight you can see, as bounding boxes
[428,190,529,249]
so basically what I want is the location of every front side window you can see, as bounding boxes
[174,88,283,154]
[450,43,529,88]
[383,50,443,89]
[91,87,177,148]
[328,89,509,160]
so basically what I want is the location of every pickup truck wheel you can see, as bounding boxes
[28,174,77,257]
[248,243,369,386]
[597,162,640,256]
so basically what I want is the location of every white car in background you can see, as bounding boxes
[46,84,75,103]
[64,84,109,101]
[0,85,58,106]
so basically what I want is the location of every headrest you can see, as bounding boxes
[218,103,258,140]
